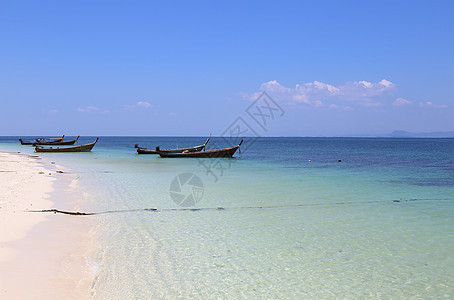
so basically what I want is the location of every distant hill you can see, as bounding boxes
[389,130,454,138]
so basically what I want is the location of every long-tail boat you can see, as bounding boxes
[39,135,65,142]
[19,139,36,145]
[135,136,211,154]
[158,140,242,158]
[35,138,98,153]
[33,136,80,146]
[19,135,65,145]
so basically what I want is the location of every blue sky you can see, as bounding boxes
[1,0,453,136]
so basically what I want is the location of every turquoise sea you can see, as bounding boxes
[1,137,454,298]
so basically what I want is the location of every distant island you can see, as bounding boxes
[389,130,454,138]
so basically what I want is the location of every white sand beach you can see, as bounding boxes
[0,151,94,299]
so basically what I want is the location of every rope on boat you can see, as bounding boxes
[25,198,454,216]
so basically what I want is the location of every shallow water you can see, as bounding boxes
[2,137,454,298]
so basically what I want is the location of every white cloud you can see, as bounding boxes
[124,101,153,111]
[77,106,100,113]
[359,81,372,88]
[48,109,58,114]
[328,104,352,110]
[136,101,152,108]
[244,79,396,108]
[379,79,393,87]
[363,102,382,107]
[421,101,448,108]
[392,97,412,106]
[122,101,154,114]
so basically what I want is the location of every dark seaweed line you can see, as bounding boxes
[25,198,454,216]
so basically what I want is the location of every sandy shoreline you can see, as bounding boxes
[0,151,95,299]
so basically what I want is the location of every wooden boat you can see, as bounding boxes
[33,136,79,146]
[35,138,98,152]
[136,136,211,154]
[19,139,36,145]
[41,135,64,141]
[19,135,65,145]
[158,140,242,158]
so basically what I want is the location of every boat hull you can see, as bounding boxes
[19,139,35,145]
[137,144,205,154]
[158,146,240,158]
[20,135,65,145]
[35,138,98,153]
[33,136,79,146]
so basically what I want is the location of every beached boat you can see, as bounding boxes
[35,138,98,152]
[158,140,242,158]
[33,136,80,146]
[19,135,65,145]
[136,136,211,154]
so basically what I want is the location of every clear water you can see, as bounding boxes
[2,137,454,298]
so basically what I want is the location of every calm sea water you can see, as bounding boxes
[1,137,454,298]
